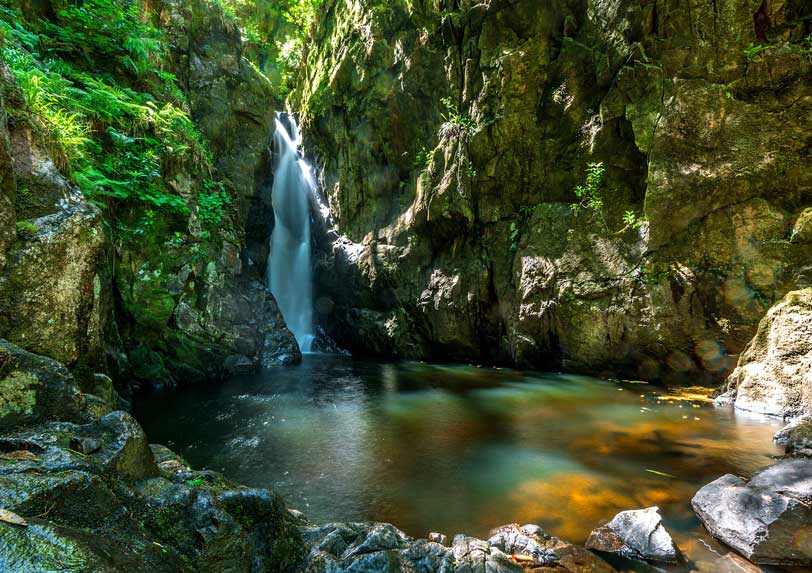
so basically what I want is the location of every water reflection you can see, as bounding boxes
[134,355,786,572]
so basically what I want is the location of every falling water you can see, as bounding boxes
[268,113,315,352]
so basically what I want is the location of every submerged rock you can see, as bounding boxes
[718,289,812,419]
[775,416,812,457]
[715,552,767,573]
[692,459,812,566]
[585,506,680,563]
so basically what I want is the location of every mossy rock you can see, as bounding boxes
[0,339,88,429]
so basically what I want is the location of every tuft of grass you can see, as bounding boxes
[15,220,39,239]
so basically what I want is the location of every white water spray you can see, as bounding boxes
[268,113,315,352]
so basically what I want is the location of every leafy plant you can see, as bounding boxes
[509,221,520,252]
[0,2,230,250]
[213,0,322,96]
[572,162,605,213]
[803,35,812,61]
[743,43,767,61]
[38,0,167,77]
[439,97,476,140]
[198,180,232,227]
[621,210,648,231]
[571,162,609,231]
[413,147,432,171]
[723,80,739,101]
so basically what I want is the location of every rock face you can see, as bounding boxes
[775,415,812,457]
[294,0,812,381]
[0,60,107,371]
[692,459,812,566]
[300,522,615,573]
[160,0,278,274]
[718,289,812,419]
[585,506,680,563]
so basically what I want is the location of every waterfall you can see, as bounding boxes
[268,113,315,352]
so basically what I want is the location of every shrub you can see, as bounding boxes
[0,1,232,247]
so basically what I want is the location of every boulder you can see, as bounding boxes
[0,202,105,368]
[585,506,680,563]
[719,289,812,418]
[85,411,158,482]
[775,416,812,457]
[0,521,193,573]
[692,459,812,566]
[0,339,90,429]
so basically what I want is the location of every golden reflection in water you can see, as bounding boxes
[508,473,680,542]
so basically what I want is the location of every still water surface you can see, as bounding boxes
[135,355,788,572]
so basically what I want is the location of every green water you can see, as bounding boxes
[135,355,789,572]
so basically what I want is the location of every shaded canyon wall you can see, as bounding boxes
[294,0,812,384]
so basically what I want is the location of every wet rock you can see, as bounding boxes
[0,521,193,573]
[427,532,448,546]
[450,535,521,572]
[151,443,193,478]
[86,411,158,481]
[287,508,308,525]
[301,522,615,573]
[69,437,100,455]
[260,290,302,367]
[692,459,812,566]
[719,289,812,418]
[585,506,680,563]
[0,339,89,429]
[774,416,812,457]
[487,524,559,565]
[0,416,303,573]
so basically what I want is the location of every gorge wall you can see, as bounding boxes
[294,0,812,384]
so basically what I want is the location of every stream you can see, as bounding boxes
[135,355,788,572]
